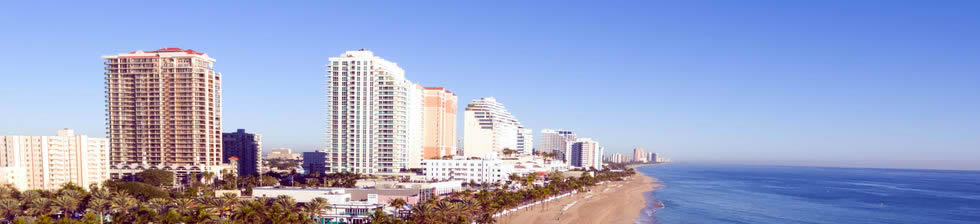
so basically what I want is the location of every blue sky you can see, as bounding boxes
[1,1,978,170]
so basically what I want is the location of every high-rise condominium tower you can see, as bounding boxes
[103,48,225,182]
[222,129,262,177]
[463,97,530,158]
[326,49,423,174]
[422,87,458,159]
[0,129,109,190]
[516,127,534,155]
[570,138,602,169]
[633,147,646,163]
[540,129,577,162]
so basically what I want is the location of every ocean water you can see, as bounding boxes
[635,164,980,224]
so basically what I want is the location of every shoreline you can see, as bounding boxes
[501,170,660,223]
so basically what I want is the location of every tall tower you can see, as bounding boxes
[633,147,646,163]
[103,48,224,183]
[540,129,577,163]
[222,129,262,177]
[570,138,602,169]
[326,49,423,174]
[422,87,458,159]
[462,97,527,158]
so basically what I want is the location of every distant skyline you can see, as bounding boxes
[1,1,979,170]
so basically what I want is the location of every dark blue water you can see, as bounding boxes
[636,164,980,224]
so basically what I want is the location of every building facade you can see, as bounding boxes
[222,129,262,177]
[570,138,602,169]
[633,147,647,163]
[267,148,301,160]
[421,157,508,184]
[0,129,109,190]
[539,129,577,163]
[421,87,458,160]
[326,49,424,174]
[302,151,329,175]
[516,127,533,155]
[103,48,226,183]
[462,97,528,158]
[606,153,628,164]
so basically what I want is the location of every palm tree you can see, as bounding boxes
[274,195,297,211]
[508,173,521,187]
[183,207,217,224]
[367,209,390,223]
[20,190,41,204]
[147,198,171,215]
[110,194,139,222]
[303,197,329,220]
[0,199,21,222]
[388,198,407,218]
[0,185,15,199]
[86,198,111,224]
[25,198,54,217]
[214,193,240,218]
[410,203,436,224]
[476,211,497,224]
[232,200,265,223]
[51,195,80,218]
[173,198,195,216]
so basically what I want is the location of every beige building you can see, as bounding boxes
[633,147,646,163]
[422,87,457,160]
[0,129,110,190]
[539,129,577,163]
[570,138,603,169]
[267,148,301,160]
[103,48,227,183]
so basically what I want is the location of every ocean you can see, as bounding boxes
[635,164,980,224]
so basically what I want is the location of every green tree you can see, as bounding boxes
[51,195,80,218]
[137,169,175,187]
[303,197,330,220]
[0,198,22,222]
[85,198,110,224]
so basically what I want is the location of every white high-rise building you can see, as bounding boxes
[0,129,110,190]
[569,138,603,169]
[326,49,423,174]
[539,129,577,163]
[463,97,528,158]
[516,127,533,155]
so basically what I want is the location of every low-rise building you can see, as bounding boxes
[252,187,430,224]
[267,148,301,160]
[421,154,509,184]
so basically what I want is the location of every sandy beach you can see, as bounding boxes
[502,172,659,224]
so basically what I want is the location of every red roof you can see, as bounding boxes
[129,47,206,55]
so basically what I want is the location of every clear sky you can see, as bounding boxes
[1,1,978,170]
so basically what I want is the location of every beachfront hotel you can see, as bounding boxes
[325,49,424,174]
[540,129,577,163]
[0,129,109,190]
[462,97,531,158]
[570,138,603,169]
[422,87,458,159]
[103,48,231,183]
